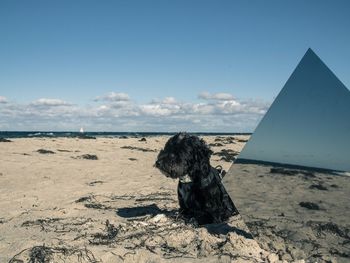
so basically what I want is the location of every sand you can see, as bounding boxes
[0,135,286,263]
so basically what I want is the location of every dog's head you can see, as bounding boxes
[154,132,212,180]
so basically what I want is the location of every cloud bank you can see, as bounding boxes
[0,96,8,104]
[0,92,270,132]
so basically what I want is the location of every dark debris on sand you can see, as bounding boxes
[78,154,98,160]
[307,221,350,239]
[121,146,157,152]
[75,196,91,203]
[213,149,239,162]
[9,245,97,263]
[22,218,61,230]
[87,180,104,186]
[214,136,236,144]
[77,134,96,139]
[37,149,55,154]
[208,143,224,147]
[139,137,147,142]
[270,167,315,178]
[21,217,94,233]
[89,220,119,245]
[299,202,321,210]
[309,184,328,190]
[128,158,138,161]
[85,203,112,210]
[0,138,12,142]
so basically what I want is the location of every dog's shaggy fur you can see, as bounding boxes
[155,132,238,225]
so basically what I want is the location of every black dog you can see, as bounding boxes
[155,132,238,225]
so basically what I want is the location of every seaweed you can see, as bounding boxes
[212,149,238,162]
[57,149,72,152]
[307,221,350,239]
[213,137,236,144]
[77,135,96,139]
[79,154,98,160]
[89,220,119,245]
[270,167,315,178]
[37,149,55,154]
[9,245,97,263]
[0,138,12,142]
[208,143,224,147]
[121,146,157,152]
[309,184,328,190]
[87,180,104,186]
[299,202,320,210]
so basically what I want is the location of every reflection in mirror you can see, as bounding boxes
[224,161,350,262]
[223,50,350,262]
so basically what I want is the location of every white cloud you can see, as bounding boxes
[140,103,181,116]
[94,92,130,102]
[199,92,235,101]
[191,103,215,114]
[161,97,177,104]
[0,92,271,132]
[31,98,72,107]
[0,96,8,104]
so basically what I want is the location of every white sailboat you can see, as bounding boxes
[79,127,84,133]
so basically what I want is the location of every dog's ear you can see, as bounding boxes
[190,137,211,175]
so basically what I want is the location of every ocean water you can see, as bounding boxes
[0,131,251,139]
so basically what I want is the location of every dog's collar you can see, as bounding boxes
[179,167,224,185]
[179,174,192,183]
[215,165,226,179]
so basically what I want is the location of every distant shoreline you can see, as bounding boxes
[0,131,252,139]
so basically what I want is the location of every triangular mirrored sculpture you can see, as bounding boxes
[224,49,350,262]
[239,48,350,172]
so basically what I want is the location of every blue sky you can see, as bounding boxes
[1,0,350,132]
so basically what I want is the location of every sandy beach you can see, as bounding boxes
[0,135,282,263]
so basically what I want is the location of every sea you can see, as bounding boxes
[0,131,251,139]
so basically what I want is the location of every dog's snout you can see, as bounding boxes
[155,160,161,168]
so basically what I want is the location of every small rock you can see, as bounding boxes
[150,214,168,224]
[267,253,279,263]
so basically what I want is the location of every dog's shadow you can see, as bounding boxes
[116,204,253,239]
[116,204,176,218]
[204,223,253,239]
